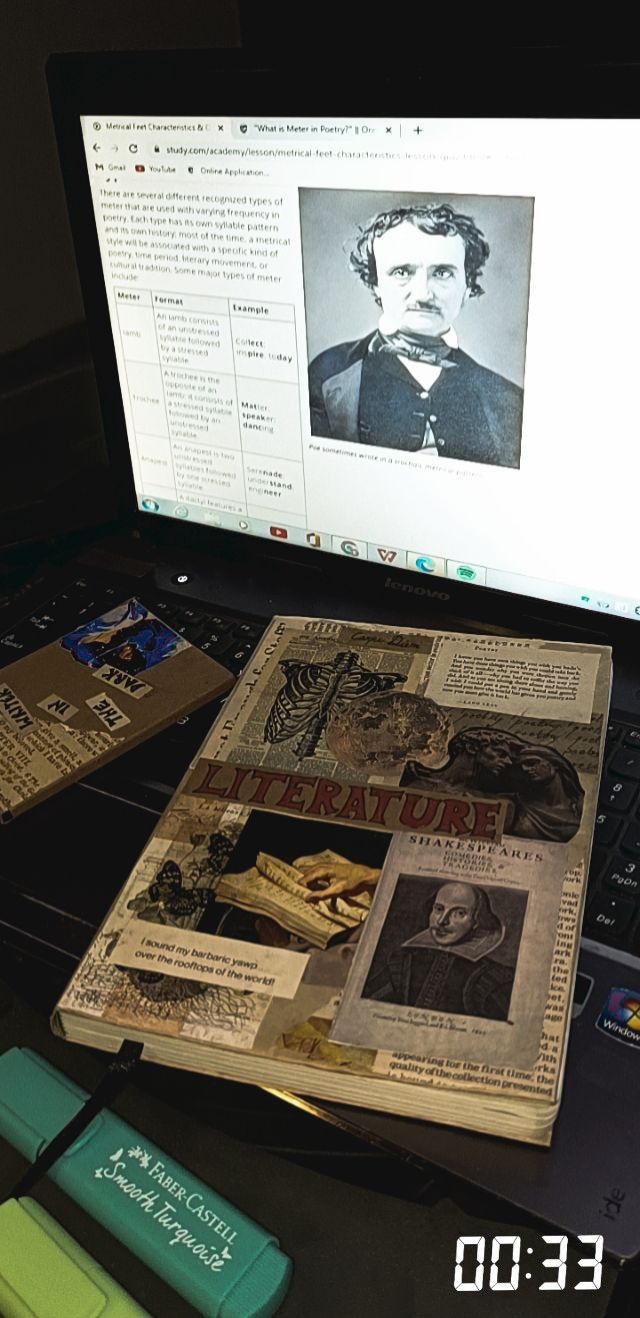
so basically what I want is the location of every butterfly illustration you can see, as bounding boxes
[264,650,404,759]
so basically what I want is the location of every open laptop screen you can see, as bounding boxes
[79,112,639,621]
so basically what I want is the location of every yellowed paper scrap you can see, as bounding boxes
[0,720,113,814]
[86,692,131,731]
[37,693,79,721]
[426,640,600,724]
[180,993,271,1050]
[111,922,308,998]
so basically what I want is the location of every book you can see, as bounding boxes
[52,615,611,1145]
[0,598,233,821]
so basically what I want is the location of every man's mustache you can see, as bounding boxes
[406,302,442,313]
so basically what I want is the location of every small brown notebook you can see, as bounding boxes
[0,597,234,822]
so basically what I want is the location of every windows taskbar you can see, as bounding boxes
[138,495,640,622]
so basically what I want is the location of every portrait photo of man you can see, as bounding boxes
[363,878,526,1021]
[301,190,533,468]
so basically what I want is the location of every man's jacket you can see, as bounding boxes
[309,332,523,468]
[366,943,514,1019]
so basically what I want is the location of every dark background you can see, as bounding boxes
[220,808,390,875]
[1,0,240,356]
[0,0,241,550]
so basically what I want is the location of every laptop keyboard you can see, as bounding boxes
[583,719,640,957]
[2,571,640,965]
[0,573,263,671]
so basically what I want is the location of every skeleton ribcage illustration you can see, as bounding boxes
[264,650,404,759]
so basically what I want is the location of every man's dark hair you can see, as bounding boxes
[350,203,490,302]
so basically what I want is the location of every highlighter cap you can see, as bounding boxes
[0,1048,293,1317]
[0,1048,91,1159]
[221,1241,292,1318]
[0,1198,147,1316]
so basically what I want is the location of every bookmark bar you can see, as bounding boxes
[0,1048,292,1318]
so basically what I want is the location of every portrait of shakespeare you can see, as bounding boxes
[308,202,524,467]
[402,728,584,843]
[363,880,516,1021]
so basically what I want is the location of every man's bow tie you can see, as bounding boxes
[374,329,457,368]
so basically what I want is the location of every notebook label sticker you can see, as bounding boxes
[0,684,35,736]
[92,665,152,699]
[86,693,131,731]
[37,693,79,721]
[110,923,308,998]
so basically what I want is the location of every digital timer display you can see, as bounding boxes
[453,1234,603,1292]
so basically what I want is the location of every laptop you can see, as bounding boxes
[3,50,640,1262]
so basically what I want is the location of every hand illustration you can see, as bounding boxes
[298,862,381,903]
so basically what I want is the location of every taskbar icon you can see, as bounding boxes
[446,559,487,586]
[333,535,367,559]
[367,544,407,568]
[407,551,446,576]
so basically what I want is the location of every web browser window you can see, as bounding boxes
[81,114,640,619]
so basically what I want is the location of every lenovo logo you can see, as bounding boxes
[384,575,450,602]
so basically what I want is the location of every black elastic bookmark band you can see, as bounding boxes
[6,1040,143,1202]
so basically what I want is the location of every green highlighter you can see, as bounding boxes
[0,1198,147,1317]
[0,1048,292,1318]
